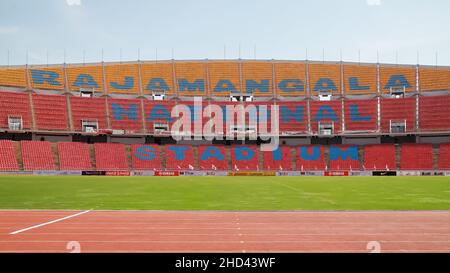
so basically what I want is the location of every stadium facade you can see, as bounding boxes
[0,59,450,175]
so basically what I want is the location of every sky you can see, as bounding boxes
[0,0,449,66]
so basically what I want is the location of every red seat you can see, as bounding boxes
[94,143,128,170]
[262,146,292,171]
[296,145,326,171]
[108,98,143,133]
[438,143,450,170]
[58,142,92,170]
[165,145,195,170]
[230,145,259,171]
[0,140,19,171]
[21,141,55,170]
[420,95,450,131]
[0,91,31,130]
[131,144,162,170]
[380,97,416,133]
[198,145,227,170]
[328,145,360,171]
[363,144,396,171]
[70,96,108,131]
[33,94,68,131]
[400,144,433,170]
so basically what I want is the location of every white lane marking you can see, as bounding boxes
[10,210,91,235]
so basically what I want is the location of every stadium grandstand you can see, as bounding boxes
[0,59,450,175]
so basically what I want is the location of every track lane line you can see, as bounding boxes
[9,210,91,235]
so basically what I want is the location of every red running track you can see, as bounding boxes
[0,210,449,253]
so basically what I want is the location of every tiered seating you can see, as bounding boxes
[419,95,450,131]
[274,62,306,97]
[165,145,195,170]
[380,65,416,93]
[70,96,108,131]
[0,140,19,171]
[198,145,228,170]
[30,67,64,90]
[21,141,55,170]
[175,62,207,97]
[94,143,128,170]
[380,97,416,133]
[0,91,31,129]
[420,67,450,92]
[400,143,433,170]
[58,142,92,170]
[141,63,175,96]
[231,145,259,171]
[296,145,326,171]
[363,144,396,170]
[209,62,241,97]
[328,145,360,171]
[108,98,143,133]
[33,93,68,130]
[144,100,176,135]
[309,63,341,96]
[0,68,27,88]
[242,62,273,97]
[66,64,105,92]
[104,64,140,94]
[309,100,342,134]
[344,99,377,131]
[131,144,162,170]
[262,146,292,171]
[438,143,450,170]
[343,64,377,95]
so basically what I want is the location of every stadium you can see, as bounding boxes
[0,0,449,256]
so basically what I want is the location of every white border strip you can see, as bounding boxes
[10,210,91,235]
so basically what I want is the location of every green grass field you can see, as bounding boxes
[0,176,449,211]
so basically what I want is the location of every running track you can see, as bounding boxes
[0,211,449,253]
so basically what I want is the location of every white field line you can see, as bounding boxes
[9,210,91,235]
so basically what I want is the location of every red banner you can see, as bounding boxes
[154,171,180,176]
[324,171,349,176]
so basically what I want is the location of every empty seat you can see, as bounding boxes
[400,144,433,170]
[363,144,396,170]
[58,142,92,170]
[21,141,55,171]
[108,98,143,133]
[419,95,450,131]
[70,96,108,132]
[175,62,207,97]
[309,100,342,134]
[278,101,308,134]
[33,93,68,131]
[262,146,292,171]
[0,91,32,130]
[242,62,273,97]
[328,145,360,171]
[344,99,377,132]
[274,62,306,97]
[343,64,377,95]
[165,145,195,170]
[231,145,259,171]
[380,97,416,133]
[0,140,19,171]
[198,145,228,170]
[438,143,450,170]
[94,143,128,171]
[131,144,162,170]
[296,145,326,171]
[209,62,240,97]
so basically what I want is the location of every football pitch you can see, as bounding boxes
[0,176,449,211]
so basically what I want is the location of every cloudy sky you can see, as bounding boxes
[0,0,449,65]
